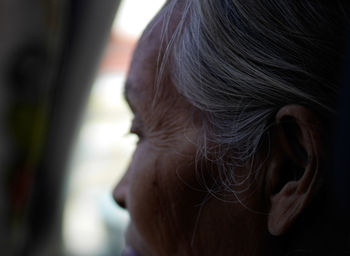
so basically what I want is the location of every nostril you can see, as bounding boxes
[115,196,127,209]
[116,199,126,209]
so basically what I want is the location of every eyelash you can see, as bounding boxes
[130,118,144,141]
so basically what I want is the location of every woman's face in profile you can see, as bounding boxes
[114,2,268,256]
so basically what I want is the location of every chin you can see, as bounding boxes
[123,223,155,256]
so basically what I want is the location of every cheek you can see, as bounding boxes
[127,142,206,254]
[127,143,160,230]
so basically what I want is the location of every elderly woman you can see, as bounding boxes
[114,0,350,255]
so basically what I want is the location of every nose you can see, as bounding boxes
[113,173,129,209]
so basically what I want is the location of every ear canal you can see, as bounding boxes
[271,116,308,195]
[267,105,322,236]
[279,116,308,168]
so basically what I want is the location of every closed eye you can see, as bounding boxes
[130,117,145,142]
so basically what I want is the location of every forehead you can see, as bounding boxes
[124,0,185,102]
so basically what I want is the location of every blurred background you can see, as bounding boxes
[2,1,350,256]
[0,0,165,255]
[63,1,166,255]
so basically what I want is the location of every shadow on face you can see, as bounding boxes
[114,1,350,255]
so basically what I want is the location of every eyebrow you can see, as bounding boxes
[123,80,136,112]
[123,81,130,104]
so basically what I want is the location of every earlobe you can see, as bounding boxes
[266,105,323,236]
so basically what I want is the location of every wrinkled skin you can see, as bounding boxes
[113,2,272,256]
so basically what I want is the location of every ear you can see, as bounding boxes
[266,105,323,236]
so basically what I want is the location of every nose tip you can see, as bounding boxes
[113,189,126,209]
[113,177,128,209]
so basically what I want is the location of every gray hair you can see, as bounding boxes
[161,0,349,195]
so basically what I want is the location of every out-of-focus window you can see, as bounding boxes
[62,1,166,255]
